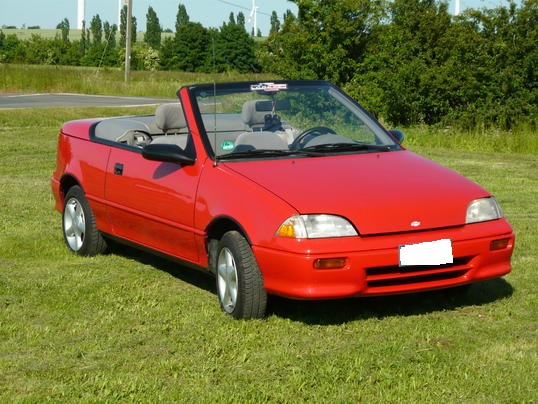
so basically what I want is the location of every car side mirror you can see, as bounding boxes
[142,143,195,165]
[389,129,405,143]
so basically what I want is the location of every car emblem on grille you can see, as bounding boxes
[410,221,421,227]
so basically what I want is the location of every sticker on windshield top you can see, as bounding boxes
[221,141,235,151]
[250,82,288,92]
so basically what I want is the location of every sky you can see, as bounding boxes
[0,0,298,36]
[0,0,515,36]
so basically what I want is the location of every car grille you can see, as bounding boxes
[365,256,472,289]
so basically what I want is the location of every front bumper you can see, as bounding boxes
[253,220,515,299]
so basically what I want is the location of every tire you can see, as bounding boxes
[216,231,267,319]
[62,185,107,256]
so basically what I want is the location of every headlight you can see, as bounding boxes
[276,214,358,239]
[466,197,503,224]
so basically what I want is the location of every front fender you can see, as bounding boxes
[195,162,297,248]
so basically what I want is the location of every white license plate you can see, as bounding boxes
[399,239,453,267]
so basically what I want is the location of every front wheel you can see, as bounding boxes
[62,185,107,256]
[216,231,267,319]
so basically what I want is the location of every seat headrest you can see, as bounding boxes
[242,100,267,127]
[155,103,187,132]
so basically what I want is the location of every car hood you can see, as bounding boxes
[223,150,489,235]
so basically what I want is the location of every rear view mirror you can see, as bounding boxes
[255,99,291,112]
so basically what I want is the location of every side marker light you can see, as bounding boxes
[314,258,347,270]
[490,238,511,251]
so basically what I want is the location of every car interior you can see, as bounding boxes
[92,103,189,149]
[92,101,297,155]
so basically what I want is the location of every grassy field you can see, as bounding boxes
[0,28,65,40]
[0,64,277,98]
[0,72,537,401]
[0,28,172,42]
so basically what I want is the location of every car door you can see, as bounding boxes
[104,146,200,263]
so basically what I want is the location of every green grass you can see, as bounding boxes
[404,124,538,155]
[0,64,277,98]
[1,95,537,399]
[0,28,174,42]
[0,28,66,40]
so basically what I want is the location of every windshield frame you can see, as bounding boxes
[184,80,402,161]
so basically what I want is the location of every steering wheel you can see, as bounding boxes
[290,126,337,150]
[117,130,153,147]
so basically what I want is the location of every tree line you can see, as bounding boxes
[262,0,536,129]
[0,4,265,72]
[0,0,536,129]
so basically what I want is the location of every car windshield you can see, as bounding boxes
[191,81,401,159]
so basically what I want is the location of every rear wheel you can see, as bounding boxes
[216,231,267,319]
[62,185,107,256]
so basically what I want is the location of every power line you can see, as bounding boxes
[215,0,272,17]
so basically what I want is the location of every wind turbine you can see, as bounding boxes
[455,0,461,15]
[77,0,85,29]
[248,0,259,36]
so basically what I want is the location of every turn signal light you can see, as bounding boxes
[490,238,510,251]
[313,258,347,269]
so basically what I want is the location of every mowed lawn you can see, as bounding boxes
[0,107,536,402]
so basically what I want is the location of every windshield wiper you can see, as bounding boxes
[218,149,300,160]
[302,143,392,153]
[217,143,389,161]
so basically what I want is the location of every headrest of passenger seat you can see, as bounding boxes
[241,100,267,127]
[155,103,187,132]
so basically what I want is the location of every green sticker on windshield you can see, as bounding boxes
[221,141,235,151]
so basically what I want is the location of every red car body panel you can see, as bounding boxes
[103,147,201,261]
[51,82,515,301]
[222,151,489,235]
[254,219,513,297]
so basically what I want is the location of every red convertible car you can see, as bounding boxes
[51,81,515,318]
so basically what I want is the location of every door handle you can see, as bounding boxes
[114,163,124,175]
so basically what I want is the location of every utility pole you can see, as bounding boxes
[124,0,132,83]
